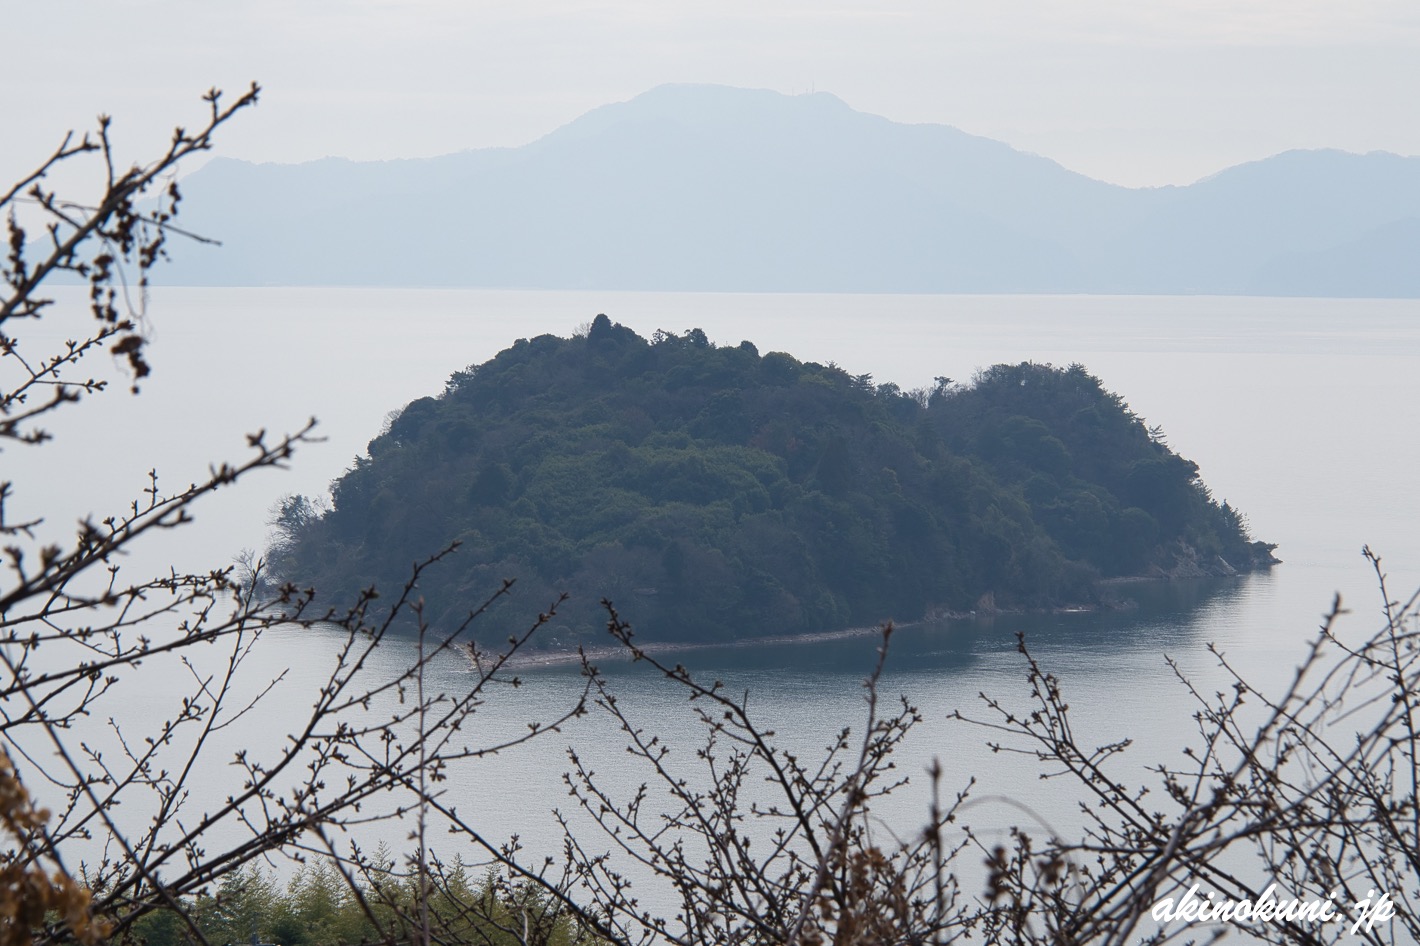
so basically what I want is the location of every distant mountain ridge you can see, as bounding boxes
[162,84,1420,296]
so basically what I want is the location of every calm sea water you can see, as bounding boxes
[12,289,1420,920]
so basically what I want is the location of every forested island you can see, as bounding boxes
[268,315,1276,645]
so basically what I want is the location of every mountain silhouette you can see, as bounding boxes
[161,84,1420,296]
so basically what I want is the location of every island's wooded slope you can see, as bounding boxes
[270,316,1275,643]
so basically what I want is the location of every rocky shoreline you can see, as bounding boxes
[467,621,900,672]
[469,542,1279,673]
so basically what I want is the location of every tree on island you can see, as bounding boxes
[1,91,1416,946]
[267,317,1277,648]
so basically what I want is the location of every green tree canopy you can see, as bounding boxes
[271,324,1276,643]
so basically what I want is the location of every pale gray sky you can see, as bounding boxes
[5,0,1420,188]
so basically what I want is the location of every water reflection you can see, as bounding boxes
[537,573,1252,681]
[414,570,1262,848]
[1,559,1323,939]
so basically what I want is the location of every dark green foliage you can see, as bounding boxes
[126,861,587,946]
[271,322,1274,643]
[932,362,1277,576]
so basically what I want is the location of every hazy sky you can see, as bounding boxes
[5,1,1420,189]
